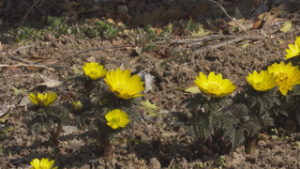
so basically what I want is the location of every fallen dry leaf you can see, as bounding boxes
[29,74,63,91]
[112,39,123,45]
[261,13,278,28]
[149,27,163,36]
[252,19,263,29]
[142,5,165,25]
[2,65,22,74]
[128,0,142,9]
[61,93,76,101]
[150,96,160,103]
[24,55,47,72]
[161,8,185,22]
[153,50,171,59]
[279,20,292,33]
[197,141,214,156]
[188,4,210,20]
[128,8,141,26]
[9,65,22,74]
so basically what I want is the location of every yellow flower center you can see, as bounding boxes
[207,83,222,93]
[90,70,99,75]
[254,81,262,87]
[116,83,130,94]
[276,72,289,80]
[111,117,120,124]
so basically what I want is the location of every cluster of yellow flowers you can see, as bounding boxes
[27,36,300,166]
[28,63,143,131]
[247,62,300,95]
[83,62,145,100]
[194,36,300,97]
[194,63,300,97]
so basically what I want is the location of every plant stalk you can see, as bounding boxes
[103,140,113,163]
[51,122,63,147]
[244,132,256,154]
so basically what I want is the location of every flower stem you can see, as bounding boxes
[103,140,113,163]
[92,130,113,162]
[51,122,63,147]
[244,132,256,154]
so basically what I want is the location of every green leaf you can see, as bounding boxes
[276,37,285,45]
[186,19,199,32]
[141,100,159,117]
[0,106,12,123]
[185,85,201,93]
[73,65,83,75]
[231,19,244,31]
[47,16,65,26]
[0,126,13,133]
[191,27,210,36]
[12,86,25,95]
[186,18,210,36]
[280,21,292,33]
[242,43,250,48]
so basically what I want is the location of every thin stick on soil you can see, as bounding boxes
[0,63,55,70]
[168,158,174,169]
[54,45,135,65]
[12,45,36,54]
[208,0,248,34]
[192,35,266,54]
[6,53,36,64]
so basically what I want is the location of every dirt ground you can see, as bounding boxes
[1,0,300,169]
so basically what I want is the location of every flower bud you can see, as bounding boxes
[73,101,83,111]
[185,112,193,121]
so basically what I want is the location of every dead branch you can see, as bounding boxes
[208,0,248,34]
[0,64,55,71]
[192,36,265,54]
[54,45,135,65]
[154,35,266,45]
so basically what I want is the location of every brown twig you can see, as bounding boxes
[1,45,36,55]
[12,45,36,54]
[0,64,55,71]
[192,35,267,54]
[154,35,265,45]
[6,54,35,64]
[19,0,40,27]
[208,0,248,34]
[54,45,135,65]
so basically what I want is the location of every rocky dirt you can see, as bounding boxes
[0,0,300,169]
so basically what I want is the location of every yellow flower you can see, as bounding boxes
[29,93,57,107]
[105,109,130,129]
[285,43,300,60]
[296,36,300,47]
[83,62,106,80]
[194,72,236,98]
[72,101,83,111]
[246,70,277,91]
[268,61,300,95]
[105,68,145,100]
[30,158,58,169]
